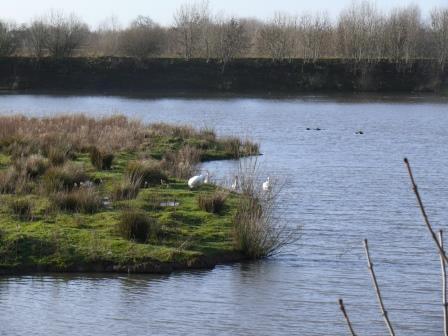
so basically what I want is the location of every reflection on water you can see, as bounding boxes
[0,93,448,335]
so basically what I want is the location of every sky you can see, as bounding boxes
[2,0,447,28]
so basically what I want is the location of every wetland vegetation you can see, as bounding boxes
[0,114,271,274]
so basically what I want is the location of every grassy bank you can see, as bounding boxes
[0,57,446,93]
[0,115,259,274]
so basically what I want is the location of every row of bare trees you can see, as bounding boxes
[0,1,447,65]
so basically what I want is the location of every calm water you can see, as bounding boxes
[0,93,448,335]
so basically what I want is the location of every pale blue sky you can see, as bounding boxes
[3,0,447,27]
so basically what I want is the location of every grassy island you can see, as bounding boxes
[0,115,262,274]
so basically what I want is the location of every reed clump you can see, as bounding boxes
[51,187,102,213]
[111,175,141,201]
[117,209,159,243]
[127,160,167,187]
[90,146,114,170]
[43,162,88,193]
[197,190,228,214]
[162,145,202,179]
[8,198,33,221]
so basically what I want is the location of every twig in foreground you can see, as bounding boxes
[438,230,448,336]
[404,158,448,264]
[364,239,395,336]
[338,299,358,336]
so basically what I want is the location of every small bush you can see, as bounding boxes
[198,190,228,214]
[8,198,33,221]
[111,175,141,201]
[43,162,88,193]
[127,160,167,187]
[52,187,102,213]
[90,147,114,170]
[117,209,158,243]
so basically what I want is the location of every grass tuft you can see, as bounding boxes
[117,209,159,243]
[52,187,102,213]
[90,146,114,170]
[198,190,228,214]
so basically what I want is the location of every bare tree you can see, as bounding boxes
[212,16,249,64]
[430,7,448,67]
[384,5,422,63]
[92,16,122,56]
[337,1,384,62]
[119,16,166,58]
[298,12,333,61]
[257,13,298,61]
[26,19,48,58]
[0,20,18,56]
[43,11,89,58]
[173,0,211,59]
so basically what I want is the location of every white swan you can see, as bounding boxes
[262,177,271,191]
[188,171,209,189]
[231,175,239,191]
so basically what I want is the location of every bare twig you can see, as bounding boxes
[338,299,358,336]
[404,158,448,263]
[364,239,395,336]
[439,230,448,336]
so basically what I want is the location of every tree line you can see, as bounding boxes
[0,1,447,65]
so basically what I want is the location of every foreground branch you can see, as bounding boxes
[404,158,448,264]
[364,239,395,336]
[338,299,358,336]
[439,231,448,336]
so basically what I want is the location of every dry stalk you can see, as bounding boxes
[338,299,357,336]
[404,158,448,263]
[364,239,395,336]
[439,230,448,336]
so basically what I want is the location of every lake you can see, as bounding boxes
[0,93,447,335]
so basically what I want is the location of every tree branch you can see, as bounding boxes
[364,239,395,336]
[338,299,358,336]
[439,230,448,336]
[404,158,448,263]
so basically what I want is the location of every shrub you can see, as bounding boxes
[8,198,33,221]
[111,175,141,201]
[52,187,102,213]
[117,209,158,243]
[197,190,228,214]
[90,147,114,170]
[127,160,167,187]
[43,162,88,192]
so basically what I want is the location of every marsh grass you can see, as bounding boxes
[111,174,141,201]
[162,145,202,179]
[52,187,102,213]
[232,158,299,259]
[197,190,228,214]
[8,198,34,221]
[43,162,88,193]
[127,160,167,187]
[90,146,114,170]
[117,209,159,243]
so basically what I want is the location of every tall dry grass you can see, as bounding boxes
[232,158,299,259]
[0,115,146,153]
